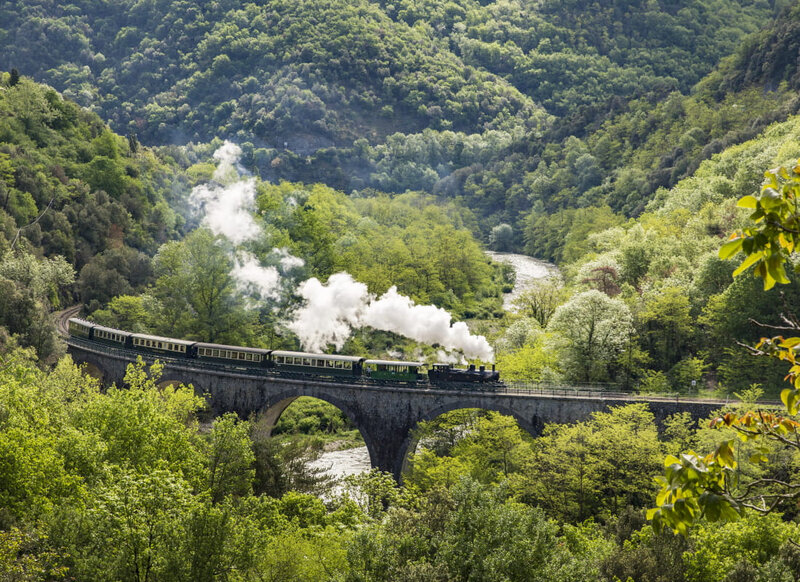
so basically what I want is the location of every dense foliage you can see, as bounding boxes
[3,352,800,580]
[491,112,800,394]
[0,0,788,245]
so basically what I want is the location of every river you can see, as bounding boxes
[485,251,559,310]
[309,445,371,496]
[312,252,559,481]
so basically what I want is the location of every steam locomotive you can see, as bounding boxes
[68,318,501,386]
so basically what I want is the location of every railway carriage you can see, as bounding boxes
[130,333,194,357]
[92,324,131,347]
[68,318,94,339]
[194,342,270,367]
[270,351,365,377]
[364,359,424,383]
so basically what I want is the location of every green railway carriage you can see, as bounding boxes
[92,324,131,347]
[194,342,270,366]
[271,350,365,377]
[68,318,93,339]
[364,359,424,383]
[130,333,194,356]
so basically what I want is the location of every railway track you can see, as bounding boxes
[54,304,82,337]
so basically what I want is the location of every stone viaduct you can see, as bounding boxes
[68,339,727,479]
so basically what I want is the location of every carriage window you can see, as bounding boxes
[344,362,351,369]
[336,361,343,368]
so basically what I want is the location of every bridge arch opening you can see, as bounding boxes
[400,406,537,485]
[253,395,372,493]
[77,361,105,384]
[157,378,189,390]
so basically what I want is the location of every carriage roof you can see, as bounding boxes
[130,333,195,347]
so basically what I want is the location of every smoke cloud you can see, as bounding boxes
[364,286,493,361]
[287,273,369,353]
[190,141,304,299]
[232,252,281,300]
[288,273,494,361]
[190,143,260,245]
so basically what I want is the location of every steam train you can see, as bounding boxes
[68,318,501,386]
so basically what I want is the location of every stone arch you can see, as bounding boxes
[397,400,541,477]
[69,350,113,385]
[79,361,106,383]
[156,373,202,392]
[259,389,380,471]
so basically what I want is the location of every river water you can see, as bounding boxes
[485,251,559,310]
[310,445,371,481]
[312,252,559,481]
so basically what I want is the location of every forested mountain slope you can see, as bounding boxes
[0,0,783,237]
[0,73,190,360]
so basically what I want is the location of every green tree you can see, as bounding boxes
[547,289,634,382]
[512,278,567,327]
[489,223,514,251]
[207,413,255,503]
[152,228,247,342]
[637,286,694,372]
[522,404,663,522]
[66,468,195,582]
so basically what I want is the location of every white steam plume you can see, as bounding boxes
[287,273,368,352]
[288,273,494,361]
[190,141,304,299]
[212,141,249,182]
[190,141,261,245]
[232,252,281,300]
[363,287,493,361]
